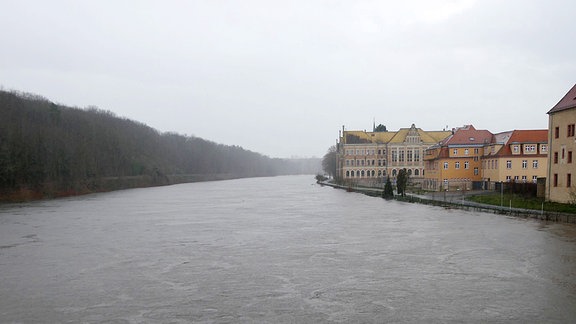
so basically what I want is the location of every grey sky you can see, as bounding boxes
[1,0,575,158]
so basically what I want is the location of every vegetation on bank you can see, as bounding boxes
[0,90,320,202]
[467,193,576,214]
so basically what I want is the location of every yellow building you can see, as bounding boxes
[546,84,576,203]
[336,124,451,187]
[423,125,492,191]
[482,130,548,188]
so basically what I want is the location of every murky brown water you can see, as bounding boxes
[1,175,575,323]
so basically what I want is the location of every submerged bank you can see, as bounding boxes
[319,181,576,224]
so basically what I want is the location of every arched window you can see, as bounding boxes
[356,170,360,177]
[371,170,375,177]
[378,170,382,177]
[408,169,412,176]
[361,170,365,177]
[392,169,397,177]
[414,169,420,176]
[346,171,350,177]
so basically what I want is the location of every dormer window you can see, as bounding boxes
[469,137,475,141]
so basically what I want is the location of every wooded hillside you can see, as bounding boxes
[0,90,320,201]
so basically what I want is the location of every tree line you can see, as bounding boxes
[0,90,320,200]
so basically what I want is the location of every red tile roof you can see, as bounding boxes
[443,125,493,146]
[548,83,576,114]
[493,130,548,157]
[507,129,548,143]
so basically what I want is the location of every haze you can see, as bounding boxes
[1,0,575,158]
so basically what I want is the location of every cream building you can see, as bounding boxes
[546,84,576,203]
[482,130,548,188]
[337,124,451,187]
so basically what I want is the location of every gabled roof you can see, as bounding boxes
[443,125,493,146]
[507,129,548,144]
[341,125,450,145]
[548,83,576,114]
[492,129,548,157]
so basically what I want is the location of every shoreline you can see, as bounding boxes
[319,181,576,224]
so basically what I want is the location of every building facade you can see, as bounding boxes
[482,130,548,189]
[336,124,451,187]
[546,84,576,203]
[423,125,493,191]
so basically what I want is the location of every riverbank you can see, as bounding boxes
[0,173,252,203]
[319,181,576,224]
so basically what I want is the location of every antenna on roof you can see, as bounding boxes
[373,118,376,132]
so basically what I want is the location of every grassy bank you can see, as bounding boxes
[467,193,576,214]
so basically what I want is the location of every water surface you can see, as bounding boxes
[1,175,575,323]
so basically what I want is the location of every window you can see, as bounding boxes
[568,124,575,137]
[541,145,548,153]
[414,150,420,162]
[346,171,350,177]
[444,162,449,169]
[371,170,375,177]
[554,152,558,164]
[464,149,469,155]
[453,149,458,155]
[378,170,382,177]
[568,174,572,187]
[392,151,398,162]
[414,169,420,176]
[407,150,413,162]
[378,149,381,155]
[474,167,479,176]
[533,160,538,169]
[361,160,365,166]
[506,176,511,182]
[554,173,558,187]
[569,151,573,164]
[555,126,560,139]
[346,160,350,166]
[474,156,479,162]
[513,146,519,153]
[522,160,527,169]
[522,175,527,182]
[532,176,537,183]
[525,145,536,153]
[399,150,405,162]
[455,162,460,169]
[514,176,519,181]
[392,169,397,177]
[506,160,512,169]
[474,148,479,154]
[464,161,469,169]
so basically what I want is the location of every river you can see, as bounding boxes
[1,175,575,323]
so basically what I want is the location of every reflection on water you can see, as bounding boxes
[1,175,575,323]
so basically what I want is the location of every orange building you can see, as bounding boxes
[423,125,493,191]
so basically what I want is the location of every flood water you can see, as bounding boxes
[1,175,576,323]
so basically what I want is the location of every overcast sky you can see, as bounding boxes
[1,0,575,158]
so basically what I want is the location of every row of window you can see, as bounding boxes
[391,150,421,162]
[552,173,572,187]
[504,175,539,183]
[553,150,573,164]
[483,159,540,169]
[345,159,386,167]
[554,124,575,138]
[344,168,423,178]
[452,148,480,156]
[345,149,386,156]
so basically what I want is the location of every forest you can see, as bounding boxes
[0,90,320,201]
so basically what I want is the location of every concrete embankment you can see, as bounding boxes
[319,181,576,224]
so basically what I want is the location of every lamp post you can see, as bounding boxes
[500,181,504,207]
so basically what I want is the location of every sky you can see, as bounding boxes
[1,0,575,158]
